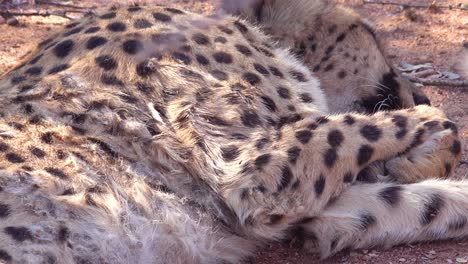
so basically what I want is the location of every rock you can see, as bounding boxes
[6,17,20,27]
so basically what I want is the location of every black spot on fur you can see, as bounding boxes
[233,20,248,33]
[211,70,228,81]
[221,145,240,162]
[192,33,210,45]
[356,167,376,183]
[406,128,425,151]
[445,162,452,177]
[343,172,354,183]
[0,203,11,218]
[0,143,9,152]
[323,148,338,168]
[299,93,314,103]
[213,52,233,64]
[63,26,83,37]
[6,153,25,163]
[423,120,439,129]
[136,60,157,77]
[84,26,100,34]
[261,96,277,112]
[255,138,270,150]
[255,154,271,169]
[442,121,458,134]
[277,86,291,99]
[232,133,248,140]
[328,130,344,148]
[336,33,346,42]
[48,64,70,74]
[214,36,227,43]
[253,63,269,76]
[451,140,461,155]
[100,12,116,19]
[359,213,376,230]
[29,54,43,65]
[122,39,144,55]
[268,214,283,225]
[0,249,12,261]
[357,145,374,166]
[25,66,43,76]
[101,74,124,86]
[5,226,33,242]
[287,146,301,164]
[344,115,355,125]
[290,70,307,82]
[316,116,330,125]
[58,226,70,242]
[45,167,68,179]
[11,76,26,85]
[235,44,252,56]
[379,185,402,206]
[323,63,335,72]
[53,40,74,58]
[88,138,118,158]
[153,12,172,22]
[38,38,53,48]
[127,6,142,12]
[134,19,153,29]
[95,55,117,71]
[295,130,312,144]
[420,194,444,225]
[392,115,408,128]
[86,36,108,49]
[269,66,284,78]
[195,54,210,65]
[448,216,467,231]
[165,7,184,14]
[278,166,293,191]
[106,22,127,32]
[218,25,234,34]
[202,115,230,126]
[337,70,346,79]
[360,125,382,142]
[242,72,261,85]
[30,147,46,158]
[241,109,261,127]
[314,174,326,197]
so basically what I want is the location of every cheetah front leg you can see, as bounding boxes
[232,105,460,239]
[298,180,468,258]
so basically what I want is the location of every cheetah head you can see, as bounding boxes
[221,0,431,113]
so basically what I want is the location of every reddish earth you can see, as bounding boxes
[0,0,467,263]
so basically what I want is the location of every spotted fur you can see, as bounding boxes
[0,3,464,264]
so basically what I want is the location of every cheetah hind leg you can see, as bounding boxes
[356,118,461,184]
[299,179,468,259]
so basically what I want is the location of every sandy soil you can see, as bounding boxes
[0,0,467,263]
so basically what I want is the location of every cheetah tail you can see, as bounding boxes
[298,179,468,258]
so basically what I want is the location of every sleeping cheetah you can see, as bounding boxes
[0,2,464,264]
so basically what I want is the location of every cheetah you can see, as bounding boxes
[221,0,431,113]
[0,2,464,264]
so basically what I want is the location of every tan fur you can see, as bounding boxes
[221,0,430,113]
[0,3,463,264]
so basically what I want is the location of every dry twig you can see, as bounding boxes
[0,10,85,20]
[404,75,468,88]
[35,0,88,10]
[363,0,468,11]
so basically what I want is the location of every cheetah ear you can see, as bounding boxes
[219,0,269,22]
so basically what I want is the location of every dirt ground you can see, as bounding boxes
[0,0,467,263]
